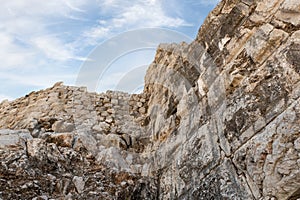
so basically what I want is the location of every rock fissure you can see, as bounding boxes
[231,95,298,156]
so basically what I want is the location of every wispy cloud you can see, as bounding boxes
[0,0,87,69]
[0,0,218,100]
[0,32,34,69]
[0,0,90,100]
[83,0,189,45]
[32,35,79,62]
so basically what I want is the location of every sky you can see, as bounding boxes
[0,0,219,101]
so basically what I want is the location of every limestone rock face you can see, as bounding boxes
[0,0,299,199]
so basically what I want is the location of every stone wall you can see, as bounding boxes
[0,0,299,199]
[0,82,149,151]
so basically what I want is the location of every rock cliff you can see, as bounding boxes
[0,0,299,199]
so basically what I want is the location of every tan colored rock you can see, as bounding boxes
[52,121,75,133]
[111,99,118,105]
[137,102,143,107]
[26,138,45,158]
[275,0,300,26]
[138,107,146,114]
[46,132,74,148]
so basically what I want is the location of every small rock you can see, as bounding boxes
[294,138,300,150]
[73,176,85,194]
[137,102,143,108]
[121,181,127,186]
[47,133,74,147]
[111,99,118,105]
[139,107,146,114]
[107,108,115,114]
[105,117,113,124]
[52,121,74,133]
[92,125,103,132]
[101,111,109,117]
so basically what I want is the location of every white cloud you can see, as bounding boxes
[0,32,35,69]
[83,0,188,44]
[0,0,217,99]
[0,0,189,68]
[0,0,87,18]
[32,36,75,61]
[86,27,110,42]
[0,0,89,64]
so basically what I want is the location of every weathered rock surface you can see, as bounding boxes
[0,0,299,199]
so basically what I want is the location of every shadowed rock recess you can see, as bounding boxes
[0,0,300,199]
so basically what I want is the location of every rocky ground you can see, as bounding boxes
[0,0,300,199]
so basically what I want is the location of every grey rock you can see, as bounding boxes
[72,176,85,194]
[52,121,75,133]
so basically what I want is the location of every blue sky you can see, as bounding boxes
[0,0,218,101]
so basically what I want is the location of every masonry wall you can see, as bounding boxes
[0,82,149,151]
